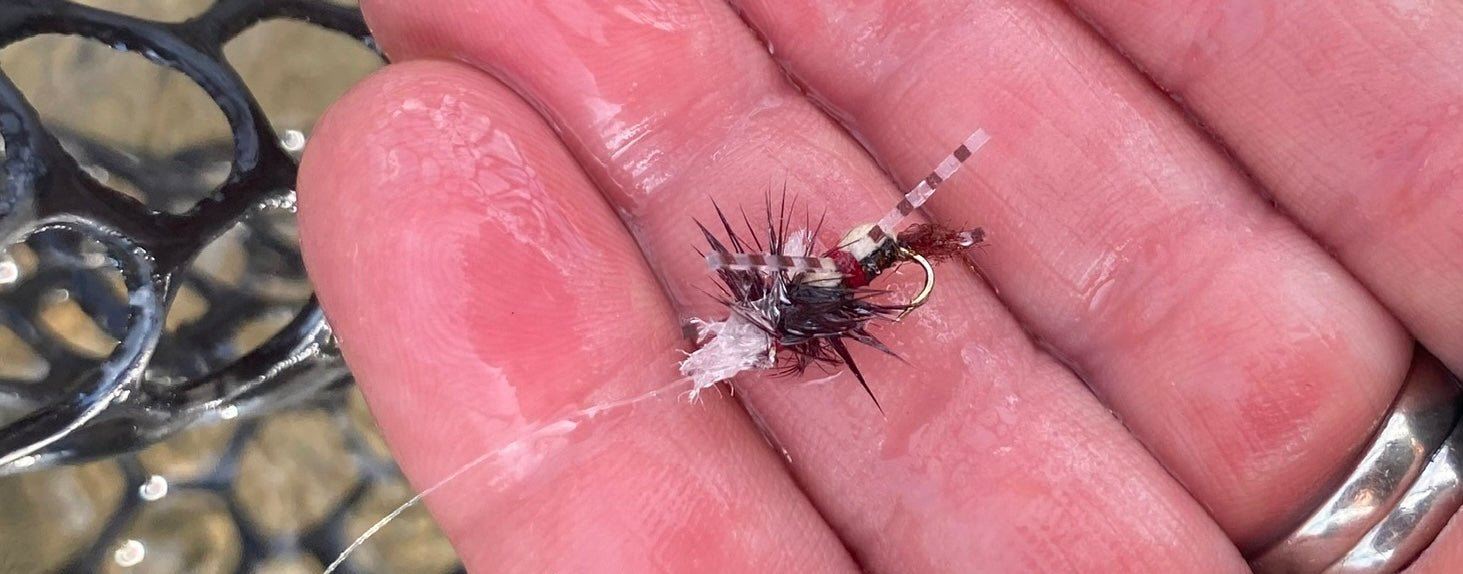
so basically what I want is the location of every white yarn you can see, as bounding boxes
[678,229,825,398]
[679,312,773,399]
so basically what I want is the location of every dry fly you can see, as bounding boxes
[679,130,992,411]
[328,131,994,570]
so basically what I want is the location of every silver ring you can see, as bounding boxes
[1252,350,1463,574]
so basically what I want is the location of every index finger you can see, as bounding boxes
[298,60,858,572]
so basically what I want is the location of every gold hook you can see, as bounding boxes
[896,248,935,321]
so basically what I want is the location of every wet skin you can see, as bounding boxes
[297,1,1463,571]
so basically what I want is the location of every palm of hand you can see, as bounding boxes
[299,1,1463,571]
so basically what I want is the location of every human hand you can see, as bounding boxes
[297,1,1463,571]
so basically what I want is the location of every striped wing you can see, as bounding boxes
[705,251,840,274]
[867,129,991,243]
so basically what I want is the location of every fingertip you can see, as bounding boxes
[300,58,678,426]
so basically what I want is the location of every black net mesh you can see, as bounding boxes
[0,0,460,571]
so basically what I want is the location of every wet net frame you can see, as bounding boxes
[0,3,471,570]
[0,0,371,474]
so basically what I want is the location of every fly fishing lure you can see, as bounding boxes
[328,132,993,570]
[679,130,992,411]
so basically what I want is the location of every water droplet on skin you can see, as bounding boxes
[1087,279,1116,314]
